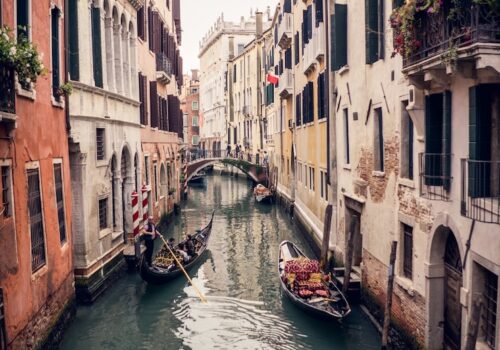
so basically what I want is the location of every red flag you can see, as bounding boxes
[266,73,279,85]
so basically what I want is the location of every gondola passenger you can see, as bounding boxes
[142,216,159,266]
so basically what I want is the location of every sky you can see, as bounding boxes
[181,0,278,73]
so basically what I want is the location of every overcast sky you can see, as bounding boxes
[181,0,278,73]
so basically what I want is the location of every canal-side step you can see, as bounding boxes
[333,266,362,301]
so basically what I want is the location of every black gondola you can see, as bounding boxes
[139,211,215,284]
[278,241,351,320]
[188,171,206,184]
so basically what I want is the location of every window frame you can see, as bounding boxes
[401,223,413,280]
[15,0,31,41]
[191,101,199,111]
[1,164,13,218]
[374,107,384,172]
[96,128,106,161]
[50,5,62,102]
[53,160,67,244]
[98,197,109,230]
[343,108,350,165]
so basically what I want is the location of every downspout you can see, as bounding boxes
[326,0,337,205]
[64,0,71,133]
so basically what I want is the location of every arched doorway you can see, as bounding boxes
[427,224,463,350]
[443,233,463,350]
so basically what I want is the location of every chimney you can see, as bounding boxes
[191,69,199,81]
[267,6,271,21]
[228,36,235,60]
[256,11,263,38]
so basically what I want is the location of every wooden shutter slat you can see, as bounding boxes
[332,4,348,71]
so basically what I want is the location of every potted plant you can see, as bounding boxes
[55,82,73,97]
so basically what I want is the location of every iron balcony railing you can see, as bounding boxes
[279,69,293,98]
[403,0,500,67]
[0,66,16,115]
[156,52,172,78]
[461,159,500,224]
[419,153,453,201]
[278,13,293,49]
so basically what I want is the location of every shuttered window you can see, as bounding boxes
[317,72,326,119]
[53,164,66,243]
[16,0,29,39]
[331,4,348,71]
[296,93,302,126]
[96,128,105,160]
[294,32,300,64]
[284,0,292,13]
[68,0,79,81]
[148,6,153,50]
[139,73,147,125]
[374,108,384,171]
[402,224,413,279]
[482,269,498,348]
[28,168,46,272]
[1,166,11,218]
[302,82,314,124]
[266,84,274,106]
[51,8,60,98]
[285,48,292,70]
[314,0,324,26]
[137,6,145,40]
[150,82,159,128]
[91,5,103,88]
[365,0,384,64]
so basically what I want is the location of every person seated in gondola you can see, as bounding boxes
[185,234,197,258]
[141,216,159,267]
[177,243,191,263]
[167,237,176,251]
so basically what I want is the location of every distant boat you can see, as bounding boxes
[253,184,273,204]
[139,211,215,284]
[278,241,351,320]
[189,171,206,184]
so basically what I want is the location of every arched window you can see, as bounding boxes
[121,14,129,96]
[112,8,122,94]
[104,0,114,91]
[129,21,138,99]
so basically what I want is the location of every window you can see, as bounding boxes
[309,166,315,191]
[153,163,158,202]
[192,135,200,145]
[294,32,300,64]
[331,4,348,71]
[96,128,105,160]
[144,156,150,185]
[374,107,384,171]
[344,108,350,164]
[320,170,328,200]
[138,73,148,125]
[1,166,11,218]
[51,7,61,98]
[482,268,497,348]
[192,101,199,110]
[296,93,302,126]
[137,6,145,40]
[68,0,79,81]
[402,224,413,279]
[27,168,46,272]
[314,0,324,26]
[191,87,198,94]
[98,198,108,230]
[401,102,414,180]
[318,72,326,119]
[302,82,314,124]
[365,0,384,64]
[16,0,30,39]
[192,116,199,126]
[53,164,66,243]
[91,4,103,88]
[150,82,159,128]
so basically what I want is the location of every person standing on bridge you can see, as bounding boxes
[235,144,240,159]
[226,144,231,157]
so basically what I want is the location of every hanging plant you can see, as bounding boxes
[0,26,46,88]
[55,82,73,97]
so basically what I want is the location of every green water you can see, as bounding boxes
[60,174,381,350]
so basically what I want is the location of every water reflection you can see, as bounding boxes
[60,174,381,350]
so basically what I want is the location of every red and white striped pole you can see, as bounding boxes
[141,185,149,223]
[132,191,140,237]
[183,163,188,199]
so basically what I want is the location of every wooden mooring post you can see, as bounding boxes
[320,204,333,271]
[342,214,358,295]
[381,241,398,350]
[465,296,484,350]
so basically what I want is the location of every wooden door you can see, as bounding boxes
[443,234,463,350]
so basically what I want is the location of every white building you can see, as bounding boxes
[199,10,271,156]
[67,0,141,302]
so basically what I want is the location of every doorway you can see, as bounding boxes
[345,197,363,267]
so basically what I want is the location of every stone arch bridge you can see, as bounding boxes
[186,156,268,184]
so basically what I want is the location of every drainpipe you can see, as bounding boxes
[64,0,71,133]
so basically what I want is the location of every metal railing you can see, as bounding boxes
[419,153,453,201]
[278,13,293,49]
[156,52,172,78]
[403,0,500,67]
[279,69,293,97]
[0,66,16,115]
[303,22,325,72]
[461,159,500,224]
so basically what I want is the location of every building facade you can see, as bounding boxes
[66,0,142,302]
[0,0,74,347]
[199,11,271,157]
[136,0,183,224]
[181,70,200,152]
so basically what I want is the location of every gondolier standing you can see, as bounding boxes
[142,216,159,266]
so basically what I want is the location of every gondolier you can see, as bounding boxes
[142,216,159,267]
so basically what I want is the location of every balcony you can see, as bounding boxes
[278,13,293,50]
[156,53,172,84]
[303,22,326,74]
[419,153,453,201]
[402,1,500,78]
[127,0,144,10]
[279,69,293,98]
[461,159,500,224]
[242,105,252,117]
[0,66,16,124]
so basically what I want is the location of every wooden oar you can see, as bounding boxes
[157,234,208,303]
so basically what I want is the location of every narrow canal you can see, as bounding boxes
[61,174,381,350]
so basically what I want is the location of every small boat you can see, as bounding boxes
[278,241,351,320]
[139,211,215,284]
[188,171,206,184]
[253,184,273,204]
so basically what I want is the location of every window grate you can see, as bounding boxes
[96,128,105,160]
[28,169,46,272]
[403,224,413,279]
[1,166,10,217]
[482,270,498,348]
[98,198,108,230]
[54,164,66,243]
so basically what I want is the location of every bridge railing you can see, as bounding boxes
[185,150,269,167]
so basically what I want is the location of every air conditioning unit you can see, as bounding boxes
[288,120,294,129]
[407,85,424,110]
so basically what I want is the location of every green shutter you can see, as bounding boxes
[425,94,444,186]
[68,0,80,81]
[332,4,348,71]
[365,0,378,64]
[442,91,452,191]
[91,6,103,88]
[468,86,480,197]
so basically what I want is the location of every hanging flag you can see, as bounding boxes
[266,72,279,86]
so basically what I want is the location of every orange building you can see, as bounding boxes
[0,0,74,348]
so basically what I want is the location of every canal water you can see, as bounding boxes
[60,174,381,350]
